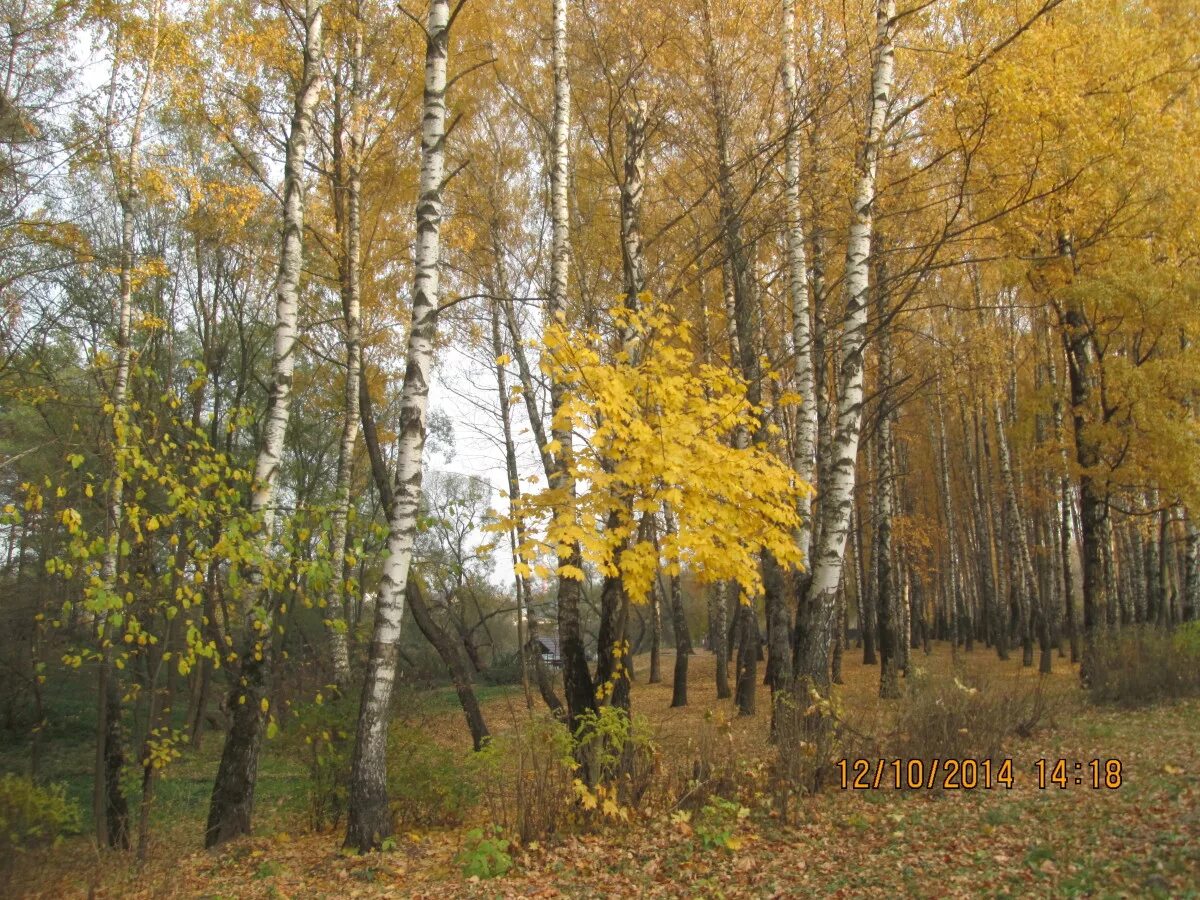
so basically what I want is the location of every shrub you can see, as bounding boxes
[455,825,512,879]
[1088,624,1200,707]
[691,795,750,851]
[386,724,477,828]
[478,652,523,687]
[286,695,355,832]
[881,668,1049,763]
[775,668,1051,805]
[572,705,657,810]
[468,712,576,845]
[664,709,741,813]
[0,774,81,867]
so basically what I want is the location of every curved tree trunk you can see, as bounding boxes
[406,577,489,750]
[490,299,534,708]
[344,0,449,852]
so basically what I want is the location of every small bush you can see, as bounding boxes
[386,724,477,827]
[468,712,576,845]
[286,695,355,832]
[691,796,750,851]
[0,774,81,865]
[664,709,741,813]
[882,669,1049,762]
[784,668,1051,803]
[478,652,523,687]
[573,705,657,810]
[455,825,512,879]
[1087,624,1200,707]
[768,686,845,822]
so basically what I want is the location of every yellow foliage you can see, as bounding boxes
[504,300,810,602]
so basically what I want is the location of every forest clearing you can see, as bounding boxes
[2,0,1200,895]
[8,647,1200,898]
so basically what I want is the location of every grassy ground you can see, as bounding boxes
[7,643,1200,898]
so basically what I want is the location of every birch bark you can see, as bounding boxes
[345,0,449,851]
[206,0,325,849]
[323,0,365,688]
[993,398,1041,668]
[546,0,595,731]
[782,0,817,577]
[794,0,896,693]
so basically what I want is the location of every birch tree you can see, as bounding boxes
[794,0,897,693]
[344,0,451,851]
[323,0,366,688]
[92,0,164,848]
[781,0,817,586]
[546,0,596,732]
[205,0,326,848]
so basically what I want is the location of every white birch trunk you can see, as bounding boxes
[782,0,817,566]
[545,0,595,730]
[345,0,449,851]
[206,0,325,849]
[795,0,896,691]
[324,4,364,688]
[250,1,324,532]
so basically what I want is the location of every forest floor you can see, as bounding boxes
[9,644,1200,899]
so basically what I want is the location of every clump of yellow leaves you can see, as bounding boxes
[503,299,810,602]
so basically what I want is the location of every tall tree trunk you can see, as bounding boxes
[596,100,651,713]
[206,0,325,850]
[795,0,897,694]
[93,3,164,849]
[663,505,691,708]
[1048,333,1080,662]
[490,300,533,709]
[712,580,731,698]
[734,600,759,716]
[595,513,632,711]
[1185,513,1199,623]
[782,0,818,615]
[344,0,448,852]
[933,389,969,654]
[831,587,845,684]
[992,398,1040,669]
[876,300,900,699]
[1049,236,1108,681]
[702,0,770,714]
[855,502,877,664]
[980,405,1009,658]
[324,0,365,688]
[546,0,594,733]
[649,578,663,684]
